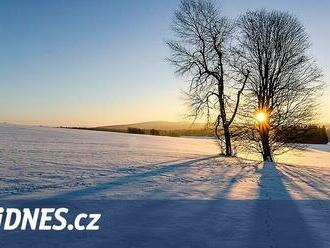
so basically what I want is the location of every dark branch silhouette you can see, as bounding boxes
[167,0,249,156]
[236,10,323,161]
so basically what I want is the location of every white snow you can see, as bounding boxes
[0,123,330,247]
[1,124,329,201]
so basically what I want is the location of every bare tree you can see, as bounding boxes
[236,10,323,161]
[167,0,249,156]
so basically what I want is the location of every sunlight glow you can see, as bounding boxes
[255,111,267,123]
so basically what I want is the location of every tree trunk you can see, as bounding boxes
[260,131,273,162]
[223,125,232,156]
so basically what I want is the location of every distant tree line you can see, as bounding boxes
[63,125,328,143]
[277,125,328,144]
[127,127,211,137]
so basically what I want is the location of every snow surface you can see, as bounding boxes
[0,124,330,247]
[1,124,329,200]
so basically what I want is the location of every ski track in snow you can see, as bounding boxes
[1,124,330,247]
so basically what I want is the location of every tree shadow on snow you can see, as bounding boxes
[247,162,321,248]
[48,155,219,199]
[36,157,324,248]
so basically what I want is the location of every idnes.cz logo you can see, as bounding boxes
[0,207,101,231]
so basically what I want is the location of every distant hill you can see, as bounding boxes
[64,121,330,142]
[98,121,207,131]
[63,121,212,137]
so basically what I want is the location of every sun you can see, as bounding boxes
[255,111,267,123]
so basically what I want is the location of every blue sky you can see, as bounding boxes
[0,0,329,126]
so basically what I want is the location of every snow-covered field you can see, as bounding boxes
[1,123,329,200]
[0,124,330,247]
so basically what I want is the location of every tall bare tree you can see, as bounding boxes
[236,10,323,161]
[167,0,249,156]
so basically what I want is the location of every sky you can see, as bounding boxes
[0,0,329,127]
